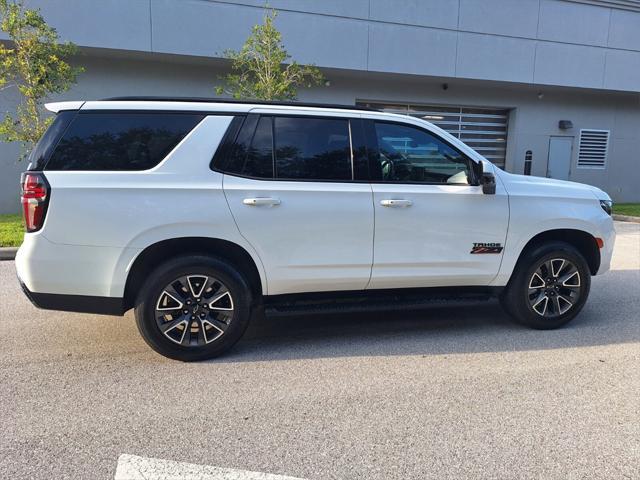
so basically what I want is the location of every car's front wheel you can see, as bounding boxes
[134,255,253,361]
[500,242,591,329]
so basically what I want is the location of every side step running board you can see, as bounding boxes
[263,287,500,317]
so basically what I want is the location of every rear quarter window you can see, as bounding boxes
[27,110,76,171]
[45,112,204,171]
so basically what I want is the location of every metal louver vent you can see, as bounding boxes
[578,129,609,169]
[357,101,509,168]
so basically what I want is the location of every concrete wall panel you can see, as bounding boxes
[152,0,368,70]
[151,0,261,57]
[0,0,152,51]
[456,33,536,83]
[459,0,539,38]
[369,0,460,29]
[274,11,369,70]
[538,0,611,47]
[604,50,640,92]
[218,0,370,18]
[534,43,606,89]
[608,8,640,50]
[368,23,457,76]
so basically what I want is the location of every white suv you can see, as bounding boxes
[16,98,615,361]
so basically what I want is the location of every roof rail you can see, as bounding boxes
[101,96,378,112]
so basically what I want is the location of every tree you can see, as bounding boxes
[0,0,82,156]
[216,8,324,101]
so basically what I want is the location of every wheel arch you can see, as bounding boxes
[123,237,265,311]
[514,229,601,276]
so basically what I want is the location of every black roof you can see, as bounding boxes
[102,96,378,112]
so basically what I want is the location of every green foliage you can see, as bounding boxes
[613,203,640,217]
[216,8,324,100]
[0,0,83,157]
[0,213,23,247]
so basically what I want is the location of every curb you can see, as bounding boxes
[613,214,640,223]
[0,247,18,261]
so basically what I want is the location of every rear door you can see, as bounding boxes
[221,113,374,295]
[365,119,509,289]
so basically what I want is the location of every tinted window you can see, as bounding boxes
[247,117,275,178]
[373,122,473,184]
[274,117,352,181]
[46,113,204,171]
[27,110,76,171]
[228,116,274,178]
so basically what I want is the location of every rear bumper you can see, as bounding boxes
[15,232,140,297]
[18,277,125,316]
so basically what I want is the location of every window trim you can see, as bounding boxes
[366,119,480,187]
[215,113,370,184]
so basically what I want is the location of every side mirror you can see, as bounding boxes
[480,172,496,195]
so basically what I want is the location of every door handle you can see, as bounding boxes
[243,197,281,206]
[380,199,412,208]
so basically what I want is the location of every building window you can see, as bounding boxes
[577,129,609,169]
[357,101,510,168]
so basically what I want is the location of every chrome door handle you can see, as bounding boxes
[243,197,281,206]
[380,199,412,207]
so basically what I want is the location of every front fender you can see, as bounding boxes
[492,198,613,286]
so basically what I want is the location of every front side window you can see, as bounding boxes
[274,117,352,181]
[373,122,474,185]
[46,112,204,171]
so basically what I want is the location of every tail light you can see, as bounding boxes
[20,172,50,232]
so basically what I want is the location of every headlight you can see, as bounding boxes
[600,200,613,216]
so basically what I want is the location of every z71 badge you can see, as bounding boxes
[470,242,504,254]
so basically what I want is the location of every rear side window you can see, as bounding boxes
[274,117,351,181]
[223,115,353,181]
[234,116,274,179]
[27,110,76,171]
[45,112,204,171]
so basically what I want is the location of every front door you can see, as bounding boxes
[547,136,573,180]
[366,120,509,289]
[223,114,374,295]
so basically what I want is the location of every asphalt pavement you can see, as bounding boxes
[1,222,638,479]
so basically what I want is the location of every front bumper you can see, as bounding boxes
[595,218,616,275]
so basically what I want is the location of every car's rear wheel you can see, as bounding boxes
[500,242,591,329]
[134,255,253,361]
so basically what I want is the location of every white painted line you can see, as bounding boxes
[115,454,307,480]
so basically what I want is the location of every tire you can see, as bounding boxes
[500,241,591,329]
[134,255,253,361]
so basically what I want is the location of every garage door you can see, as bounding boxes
[357,101,509,168]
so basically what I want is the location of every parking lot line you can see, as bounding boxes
[114,454,306,480]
